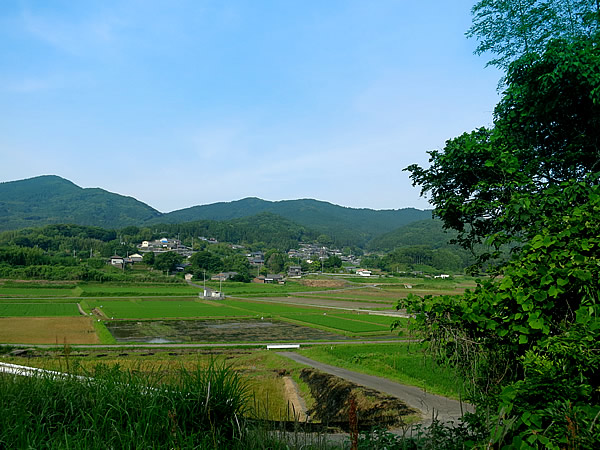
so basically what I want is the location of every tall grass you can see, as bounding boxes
[0,360,253,448]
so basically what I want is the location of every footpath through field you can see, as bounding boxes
[277,352,473,426]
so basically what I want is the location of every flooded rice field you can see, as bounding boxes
[105,319,350,343]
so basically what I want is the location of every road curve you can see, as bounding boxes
[277,352,473,426]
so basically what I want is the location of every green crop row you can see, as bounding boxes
[0,303,80,317]
[282,313,391,333]
[85,300,246,319]
[331,313,408,327]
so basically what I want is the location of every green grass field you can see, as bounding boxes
[82,298,328,319]
[282,313,392,333]
[84,299,245,319]
[224,299,324,315]
[331,313,406,327]
[77,299,407,337]
[0,303,80,317]
[0,286,80,298]
[79,283,200,297]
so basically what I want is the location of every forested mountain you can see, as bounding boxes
[0,176,162,230]
[366,219,456,251]
[150,212,319,251]
[0,176,432,247]
[155,197,432,246]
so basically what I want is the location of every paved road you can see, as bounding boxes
[277,352,473,426]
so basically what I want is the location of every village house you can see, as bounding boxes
[129,253,144,263]
[247,251,265,265]
[265,274,285,284]
[252,274,284,284]
[211,272,238,281]
[287,266,302,277]
[108,254,124,268]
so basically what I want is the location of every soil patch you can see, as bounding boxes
[0,317,100,344]
[282,376,308,421]
[254,297,393,310]
[104,319,351,343]
[300,367,417,430]
[300,280,348,288]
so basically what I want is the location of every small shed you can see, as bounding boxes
[109,255,124,266]
[200,287,224,300]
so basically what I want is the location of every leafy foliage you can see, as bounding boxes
[468,0,600,70]
[407,37,600,258]
[153,251,183,274]
[403,32,600,448]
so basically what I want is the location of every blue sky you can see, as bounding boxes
[0,0,502,213]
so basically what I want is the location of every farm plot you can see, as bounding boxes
[0,283,79,298]
[84,300,246,319]
[331,313,408,327]
[83,299,333,320]
[293,287,400,304]
[281,313,394,334]
[104,319,351,343]
[0,303,80,317]
[79,283,200,297]
[225,299,325,316]
[0,317,99,344]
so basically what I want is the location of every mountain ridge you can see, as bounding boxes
[0,176,432,245]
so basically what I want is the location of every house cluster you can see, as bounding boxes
[108,253,144,268]
[138,238,194,258]
[253,274,285,284]
[211,272,238,281]
[287,243,361,266]
[247,251,264,266]
[108,237,371,280]
[198,236,219,244]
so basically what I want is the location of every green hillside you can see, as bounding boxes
[156,197,432,246]
[0,176,162,231]
[151,212,319,250]
[366,219,456,251]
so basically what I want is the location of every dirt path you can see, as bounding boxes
[283,376,308,422]
[277,352,473,426]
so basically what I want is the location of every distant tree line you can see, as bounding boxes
[0,210,479,281]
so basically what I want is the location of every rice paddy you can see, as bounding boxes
[0,278,448,343]
[0,303,79,317]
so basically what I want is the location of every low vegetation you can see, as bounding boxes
[299,343,463,400]
[0,360,253,448]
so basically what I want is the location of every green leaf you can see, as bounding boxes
[529,318,544,330]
